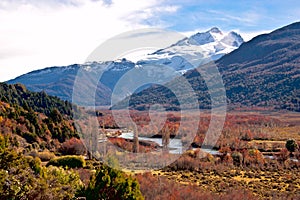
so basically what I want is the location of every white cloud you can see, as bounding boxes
[0,0,173,81]
[207,9,263,26]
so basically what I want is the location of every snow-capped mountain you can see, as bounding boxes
[7,27,244,105]
[137,27,244,72]
[114,22,300,112]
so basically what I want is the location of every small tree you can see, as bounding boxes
[286,139,298,153]
[49,109,63,123]
[162,127,170,152]
[278,148,290,162]
[231,151,243,166]
[83,165,144,200]
[133,127,139,153]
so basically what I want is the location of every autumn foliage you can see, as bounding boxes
[60,137,86,155]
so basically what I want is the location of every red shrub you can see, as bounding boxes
[60,137,86,155]
[277,148,290,163]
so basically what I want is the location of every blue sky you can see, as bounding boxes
[142,0,300,33]
[0,0,299,81]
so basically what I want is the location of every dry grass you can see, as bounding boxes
[152,167,300,199]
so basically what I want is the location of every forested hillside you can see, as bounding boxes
[0,82,79,150]
[0,83,74,116]
[0,82,144,199]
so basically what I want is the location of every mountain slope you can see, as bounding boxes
[7,59,136,105]
[113,22,300,112]
[7,28,243,105]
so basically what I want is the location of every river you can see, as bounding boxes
[117,132,299,162]
[118,132,220,155]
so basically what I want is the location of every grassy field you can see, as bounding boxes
[151,166,300,199]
